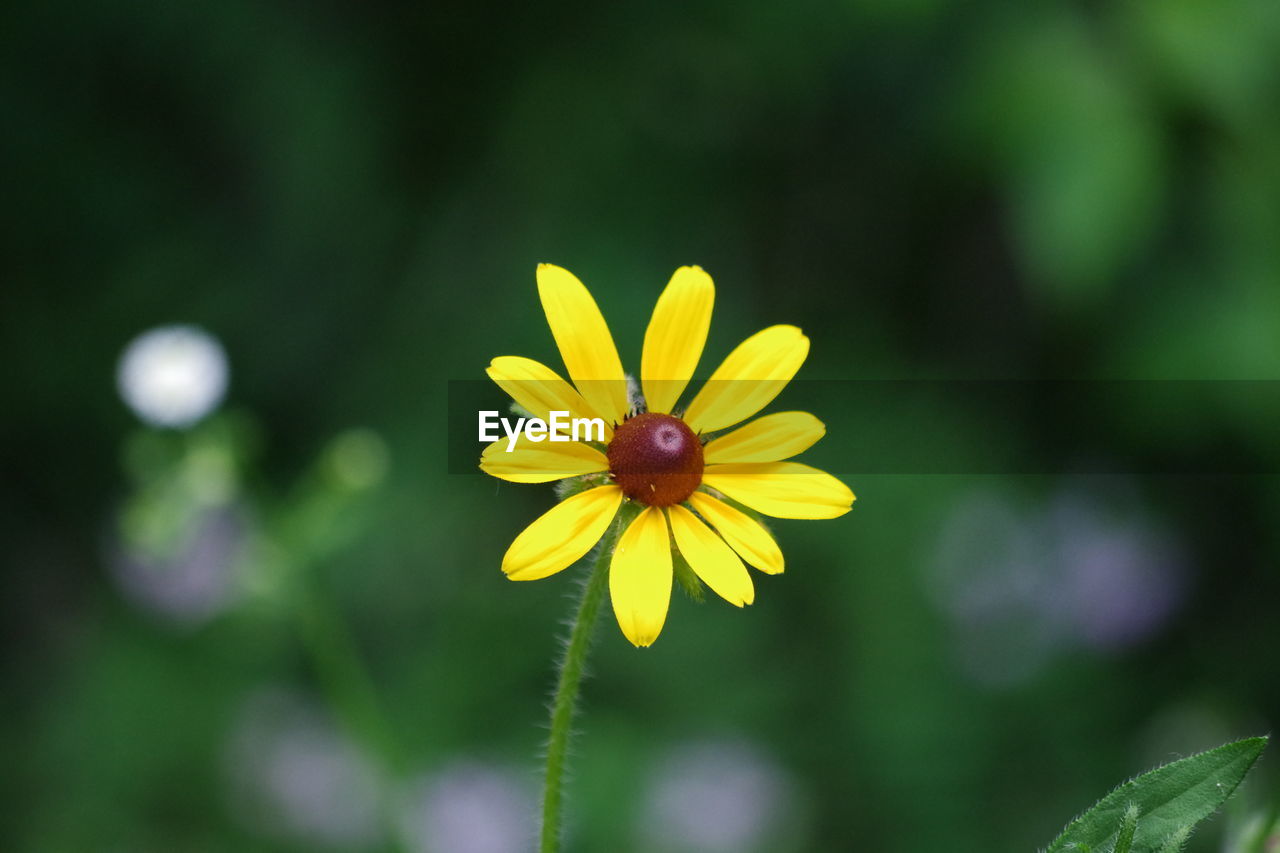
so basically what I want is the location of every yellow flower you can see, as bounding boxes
[481,264,854,647]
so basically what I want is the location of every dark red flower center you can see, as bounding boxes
[607,412,703,506]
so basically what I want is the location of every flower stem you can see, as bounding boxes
[540,526,618,853]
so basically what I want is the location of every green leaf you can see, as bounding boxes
[1044,736,1268,853]
[672,548,706,603]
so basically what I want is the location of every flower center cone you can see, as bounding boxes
[607,412,703,506]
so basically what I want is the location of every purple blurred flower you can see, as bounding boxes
[929,482,1188,686]
[1046,491,1186,650]
[398,760,536,853]
[639,738,801,853]
[110,504,246,626]
[225,689,384,848]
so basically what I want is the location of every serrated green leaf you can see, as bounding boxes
[1044,736,1267,853]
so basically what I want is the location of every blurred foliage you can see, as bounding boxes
[3,0,1280,851]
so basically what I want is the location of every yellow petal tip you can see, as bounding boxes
[504,564,543,581]
[622,627,656,648]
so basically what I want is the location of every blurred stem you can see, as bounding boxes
[294,573,408,852]
[1247,799,1280,853]
[540,524,619,853]
[295,576,400,770]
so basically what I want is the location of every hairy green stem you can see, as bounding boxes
[540,526,618,852]
[1114,803,1139,853]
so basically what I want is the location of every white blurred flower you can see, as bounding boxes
[398,760,535,853]
[117,325,228,428]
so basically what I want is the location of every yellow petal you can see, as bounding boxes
[667,505,754,606]
[609,506,672,647]
[641,266,714,414]
[702,462,854,520]
[486,356,613,440]
[683,325,810,433]
[536,264,629,427]
[687,491,785,574]
[480,435,609,484]
[703,411,826,464]
[502,486,622,581]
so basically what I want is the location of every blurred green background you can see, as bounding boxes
[4,0,1280,851]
